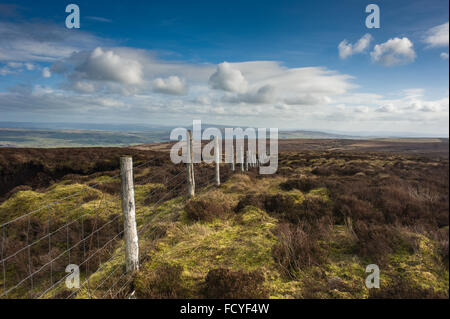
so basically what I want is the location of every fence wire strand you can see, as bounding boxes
[0,152,238,299]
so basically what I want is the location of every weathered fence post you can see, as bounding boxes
[240,145,245,172]
[120,156,139,273]
[214,136,220,186]
[245,150,249,171]
[186,130,195,197]
[230,141,235,172]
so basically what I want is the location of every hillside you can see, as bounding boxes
[0,142,448,299]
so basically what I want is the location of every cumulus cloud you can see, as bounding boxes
[338,34,373,59]
[376,104,396,113]
[424,22,449,48]
[0,61,35,76]
[209,62,248,93]
[75,47,143,85]
[71,81,96,93]
[0,21,446,135]
[153,76,187,95]
[370,37,416,66]
[224,84,276,104]
[42,67,51,78]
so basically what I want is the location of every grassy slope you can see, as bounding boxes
[0,153,448,299]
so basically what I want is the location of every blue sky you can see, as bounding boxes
[0,0,448,135]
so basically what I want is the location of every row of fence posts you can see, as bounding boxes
[119,131,261,277]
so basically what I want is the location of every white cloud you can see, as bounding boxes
[42,67,51,78]
[370,37,416,66]
[75,47,143,85]
[0,21,446,135]
[86,16,113,23]
[24,63,34,70]
[71,81,96,93]
[224,84,276,104]
[284,94,331,106]
[209,62,248,93]
[153,76,187,95]
[376,103,396,113]
[338,34,373,59]
[0,61,36,76]
[0,66,13,76]
[95,97,125,108]
[441,52,449,60]
[194,96,211,105]
[0,22,103,62]
[424,22,449,48]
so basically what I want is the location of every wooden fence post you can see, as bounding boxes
[240,145,245,172]
[214,136,220,186]
[120,156,139,273]
[245,150,249,171]
[186,130,195,197]
[230,141,235,172]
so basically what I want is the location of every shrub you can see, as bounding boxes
[234,194,265,212]
[263,193,298,216]
[333,195,384,225]
[95,181,120,195]
[203,268,268,298]
[353,221,418,263]
[272,223,326,278]
[280,177,319,192]
[290,196,333,226]
[236,193,333,227]
[436,227,449,269]
[135,263,186,298]
[82,192,100,203]
[185,191,233,222]
[369,275,448,299]
[143,184,166,205]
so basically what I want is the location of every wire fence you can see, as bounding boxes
[0,150,249,299]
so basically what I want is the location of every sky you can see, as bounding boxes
[0,0,448,135]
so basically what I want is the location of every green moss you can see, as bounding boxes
[0,184,119,224]
[385,234,449,295]
[134,206,280,298]
[308,187,330,201]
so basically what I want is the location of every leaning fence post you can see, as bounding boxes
[186,130,195,197]
[120,156,139,273]
[214,136,220,186]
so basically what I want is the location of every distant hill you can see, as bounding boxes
[0,122,447,148]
